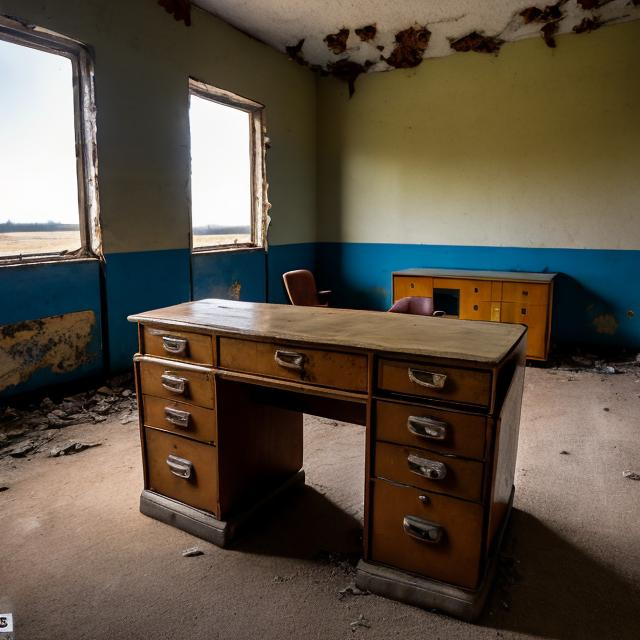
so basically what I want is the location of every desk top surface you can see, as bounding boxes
[393,268,556,282]
[129,299,526,365]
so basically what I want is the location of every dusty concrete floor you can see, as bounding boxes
[1,367,639,639]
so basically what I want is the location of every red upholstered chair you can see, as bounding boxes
[282,270,331,307]
[388,296,445,316]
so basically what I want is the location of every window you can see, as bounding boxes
[188,79,266,250]
[0,17,99,262]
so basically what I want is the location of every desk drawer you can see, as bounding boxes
[139,359,215,408]
[375,441,484,502]
[375,400,486,460]
[143,395,216,444]
[142,327,214,365]
[145,428,219,516]
[502,282,549,305]
[377,359,491,407]
[370,479,483,589]
[393,276,433,301]
[218,337,368,393]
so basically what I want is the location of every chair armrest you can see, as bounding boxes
[317,290,332,298]
[432,310,446,317]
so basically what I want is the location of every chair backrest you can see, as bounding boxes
[283,269,320,306]
[388,296,435,316]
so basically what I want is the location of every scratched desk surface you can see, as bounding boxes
[129,299,526,364]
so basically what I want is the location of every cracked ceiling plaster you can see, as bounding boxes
[194,0,639,74]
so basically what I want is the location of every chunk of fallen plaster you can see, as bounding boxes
[182,547,204,557]
[622,470,640,481]
[49,441,101,457]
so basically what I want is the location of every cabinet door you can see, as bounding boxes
[500,303,548,359]
[502,282,549,305]
[393,276,433,301]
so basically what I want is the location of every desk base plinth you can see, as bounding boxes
[140,470,305,547]
[356,492,513,622]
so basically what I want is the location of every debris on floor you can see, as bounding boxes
[0,374,136,460]
[350,614,371,631]
[182,547,204,557]
[622,470,640,481]
[49,441,102,457]
[314,551,359,576]
[560,450,570,455]
[550,349,639,374]
[0,486,9,492]
[338,584,370,600]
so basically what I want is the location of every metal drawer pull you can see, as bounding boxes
[407,416,447,441]
[408,368,447,390]
[403,515,443,544]
[274,349,306,372]
[161,336,187,355]
[164,407,190,429]
[166,454,193,479]
[161,372,187,395]
[408,453,447,480]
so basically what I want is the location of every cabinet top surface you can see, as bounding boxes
[393,268,557,283]
[129,299,525,364]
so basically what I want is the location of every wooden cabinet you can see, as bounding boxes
[393,268,556,361]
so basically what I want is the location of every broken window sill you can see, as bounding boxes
[192,244,264,256]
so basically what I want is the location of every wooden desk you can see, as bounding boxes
[393,268,556,360]
[129,299,526,621]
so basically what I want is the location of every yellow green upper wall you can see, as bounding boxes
[317,20,640,250]
[0,0,316,253]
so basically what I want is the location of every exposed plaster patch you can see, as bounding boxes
[449,31,504,54]
[228,281,242,300]
[327,59,370,97]
[386,26,431,68]
[324,28,350,54]
[355,25,377,42]
[593,313,618,335]
[158,0,192,25]
[573,16,604,32]
[0,311,97,392]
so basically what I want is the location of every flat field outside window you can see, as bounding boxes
[0,38,81,258]
[190,94,253,249]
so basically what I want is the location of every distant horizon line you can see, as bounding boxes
[0,221,250,234]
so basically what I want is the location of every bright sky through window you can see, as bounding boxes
[189,94,252,247]
[0,38,80,256]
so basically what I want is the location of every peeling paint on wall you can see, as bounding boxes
[593,313,618,335]
[386,26,431,69]
[158,0,192,26]
[355,25,377,42]
[228,281,242,300]
[324,28,350,54]
[0,311,97,392]
[449,31,503,54]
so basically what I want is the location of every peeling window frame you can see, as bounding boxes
[0,15,101,266]
[188,78,268,254]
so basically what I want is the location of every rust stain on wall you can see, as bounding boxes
[593,313,618,335]
[355,25,377,42]
[0,311,96,392]
[228,281,242,301]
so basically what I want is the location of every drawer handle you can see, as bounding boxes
[165,406,190,429]
[403,515,443,544]
[407,416,447,441]
[274,349,306,372]
[408,368,447,390]
[162,336,187,355]
[161,372,187,395]
[166,454,193,479]
[408,453,447,480]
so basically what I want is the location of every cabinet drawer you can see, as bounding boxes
[142,327,214,365]
[377,359,491,407]
[502,282,549,305]
[145,428,219,516]
[218,337,368,393]
[139,358,215,408]
[434,278,492,302]
[142,394,216,444]
[375,400,486,460]
[393,276,433,301]
[375,441,484,502]
[370,479,483,589]
[459,300,492,321]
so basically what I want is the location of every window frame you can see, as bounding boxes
[0,15,100,266]
[188,78,267,253]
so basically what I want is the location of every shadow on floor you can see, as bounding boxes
[232,484,363,561]
[482,509,640,639]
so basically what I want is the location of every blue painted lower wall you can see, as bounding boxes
[316,243,640,349]
[0,259,104,396]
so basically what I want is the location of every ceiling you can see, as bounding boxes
[194,0,639,76]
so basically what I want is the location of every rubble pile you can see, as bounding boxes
[550,350,640,375]
[0,373,137,459]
